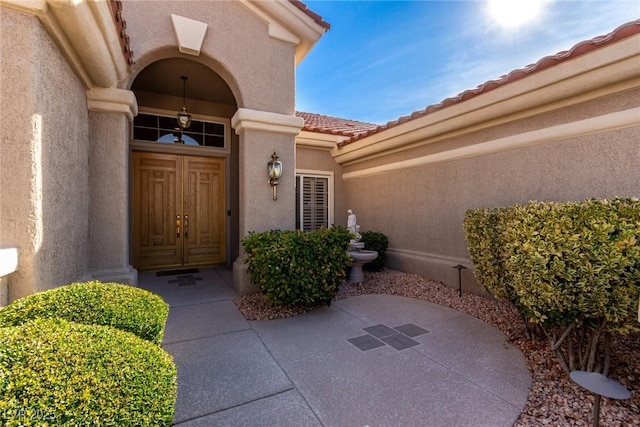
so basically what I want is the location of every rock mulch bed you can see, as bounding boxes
[233,269,639,426]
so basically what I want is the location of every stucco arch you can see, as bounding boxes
[123,47,243,110]
[126,50,243,273]
[121,0,297,114]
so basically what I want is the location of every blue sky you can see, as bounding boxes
[295,0,639,124]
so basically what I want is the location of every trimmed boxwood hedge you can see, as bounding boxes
[242,227,352,307]
[0,318,176,426]
[0,281,169,345]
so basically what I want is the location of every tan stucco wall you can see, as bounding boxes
[0,8,89,302]
[239,130,296,234]
[296,146,346,227]
[341,89,640,293]
[88,112,130,273]
[123,0,296,114]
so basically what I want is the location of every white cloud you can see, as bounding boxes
[296,0,638,123]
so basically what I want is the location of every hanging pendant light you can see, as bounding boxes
[176,75,192,130]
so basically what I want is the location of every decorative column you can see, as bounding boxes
[231,108,304,295]
[87,88,139,285]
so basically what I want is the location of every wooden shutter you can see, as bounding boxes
[296,175,329,231]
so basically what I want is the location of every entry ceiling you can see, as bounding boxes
[131,58,236,106]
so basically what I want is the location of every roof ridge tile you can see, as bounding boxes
[334,19,640,147]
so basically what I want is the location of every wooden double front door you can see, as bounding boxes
[132,152,226,270]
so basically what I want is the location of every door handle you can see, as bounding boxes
[184,215,189,238]
[176,215,181,238]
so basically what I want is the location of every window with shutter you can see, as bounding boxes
[295,172,333,231]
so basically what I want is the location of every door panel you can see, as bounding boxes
[132,152,225,270]
[133,153,182,269]
[183,157,226,265]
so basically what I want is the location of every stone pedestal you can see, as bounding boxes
[347,250,378,282]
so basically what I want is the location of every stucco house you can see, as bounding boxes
[0,0,638,305]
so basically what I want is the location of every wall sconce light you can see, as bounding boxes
[267,152,283,200]
[176,75,192,143]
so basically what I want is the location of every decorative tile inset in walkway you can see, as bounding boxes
[394,323,429,337]
[380,333,420,351]
[347,323,429,352]
[347,334,386,351]
[363,324,397,338]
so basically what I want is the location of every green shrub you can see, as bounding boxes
[0,318,176,426]
[361,230,389,271]
[242,227,352,307]
[502,198,640,334]
[464,198,640,373]
[463,206,515,301]
[0,281,169,345]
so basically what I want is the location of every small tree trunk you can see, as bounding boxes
[602,331,611,376]
[555,347,571,374]
[544,326,571,374]
[586,319,605,372]
[551,323,574,350]
[578,328,586,369]
[567,335,576,372]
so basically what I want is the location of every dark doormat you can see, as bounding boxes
[156,268,200,277]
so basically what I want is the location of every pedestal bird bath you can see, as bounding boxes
[346,209,377,282]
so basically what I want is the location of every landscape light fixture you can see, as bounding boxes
[176,75,192,143]
[570,370,630,427]
[267,152,283,201]
[452,264,467,297]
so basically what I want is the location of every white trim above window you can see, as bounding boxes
[295,170,334,231]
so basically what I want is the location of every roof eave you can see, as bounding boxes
[243,0,329,65]
[296,130,345,152]
[2,0,129,89]
[334,29,640,166]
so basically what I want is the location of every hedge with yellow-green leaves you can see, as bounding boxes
[464,198,640,334]
[0,318,176,426]
[503,198,640,333]
[0,281,169,345]
[463,206,514,301]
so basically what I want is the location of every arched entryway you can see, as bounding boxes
[129,58,239,271]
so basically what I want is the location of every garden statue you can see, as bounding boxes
[345,208,376,282]
[347,209,361,240]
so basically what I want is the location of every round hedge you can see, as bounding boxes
[0,281,169,345]
[0,318,176,426]
[242,227,352,307]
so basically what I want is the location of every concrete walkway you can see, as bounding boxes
[139,268,531,427]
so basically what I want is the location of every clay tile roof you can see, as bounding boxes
[108,0,134,67]
[289,0,331,30]
[296,111,380,138]
[339,19,640,146]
